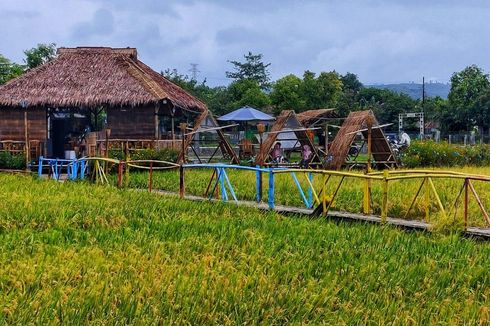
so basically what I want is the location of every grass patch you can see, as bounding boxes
[0,174,489,323]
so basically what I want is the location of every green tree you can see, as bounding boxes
[337,73,364,117]
[24,43,57,69]
[341,72,363,93]
[226,52,271,90]
[227,79,270,110]
[448,65,490,131]
[300,70,343,110]
[0,54,24,84]
[270,74,304,113]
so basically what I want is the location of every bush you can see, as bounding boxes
[400,140,490,167]
[0,152,26,169]
[108,148,179,162]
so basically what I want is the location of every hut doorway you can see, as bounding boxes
[48,110,91,159]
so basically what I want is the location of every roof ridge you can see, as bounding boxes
[123,57,168,100]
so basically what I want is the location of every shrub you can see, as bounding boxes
[401,140,490,167]
[0,152,26,169]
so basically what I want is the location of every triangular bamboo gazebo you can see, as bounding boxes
[326,110,398,170]
[255,110,324,167]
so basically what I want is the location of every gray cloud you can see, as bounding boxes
[1,0,489,86]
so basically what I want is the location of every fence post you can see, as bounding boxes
[424,177,430,222]
[179,164,185,199]
[268,169,275,209]
[363,177,371,214]
[80,160,86,180]
[117,162,123,188]
[381,170,389,223]
[38,156,43,177]
[308,172,313,209]
[148,161,153,193]
[256,166,262,202]
[464,178,468,231]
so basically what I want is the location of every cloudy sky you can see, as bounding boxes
[1,0,489,86]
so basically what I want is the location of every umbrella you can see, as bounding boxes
[217,106,275,121]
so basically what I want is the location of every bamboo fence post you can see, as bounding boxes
[381,170,389,223]
[117,162,123,188]
[363,177,371,214]
[24,110,29,170]
[179,164,185,199]
[424,177,430,222]
[464,178,469,231]
[148,161,153,193]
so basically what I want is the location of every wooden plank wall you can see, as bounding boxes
[0,108,47,141]
[107,106,155,139]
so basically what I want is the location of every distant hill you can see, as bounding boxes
[368,82,450,99]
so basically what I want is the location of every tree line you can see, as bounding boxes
[2,44,490,136]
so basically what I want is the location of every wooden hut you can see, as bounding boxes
[255,110,323,167]
[0,47,209,161]
[326,110,398,170]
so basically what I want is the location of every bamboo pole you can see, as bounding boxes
[179,164,185,199]
[464,179,468,230]
[149,161,153,193]
[381,170,389,223]
[24,110,29,170]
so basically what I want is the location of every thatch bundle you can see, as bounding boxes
[297,108,337,127]
[327,110,397,170]
[0,47,207,112]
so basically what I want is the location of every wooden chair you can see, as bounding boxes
[238,139,254,159]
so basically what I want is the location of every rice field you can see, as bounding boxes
[115,166,490,228]
[0,173,489,324]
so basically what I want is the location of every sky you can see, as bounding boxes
[1,0,489,86]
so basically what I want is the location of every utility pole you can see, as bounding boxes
[422,76,426,137]
[189,63,200,81]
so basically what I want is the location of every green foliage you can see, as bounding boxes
[1,174,490,323]
[0,152,25,169]
[270,74,304,113]
[226,52,271,89]
[0,54,24,84]
[227,79,270,110]
[401,141,490,167]
[109,148,179,162]
[358,87,417,126]
[447,65,490,132]
[23,43,57,69]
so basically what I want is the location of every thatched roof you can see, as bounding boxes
[255,110,323,166]
[327,110,397,170]
[297,109,337,126]
[0,47,207,112]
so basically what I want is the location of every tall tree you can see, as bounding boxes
[24,43,57,69]
[227,79,270,110]
[270,74,305,113]
[448,65,490,131]
[226,52,271,90]
[0,54,24,84]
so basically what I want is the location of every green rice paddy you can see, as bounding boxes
[0,173,489,324]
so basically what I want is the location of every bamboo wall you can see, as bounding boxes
[0,108,47,141]
[107,106,155,139]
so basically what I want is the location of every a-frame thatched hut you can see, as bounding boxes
[326,110,398,170]
[255,110,323,167]
[0,47,214,161]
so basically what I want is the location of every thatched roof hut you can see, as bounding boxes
[0,47,211,160]
[297,109,337,127]
[0,47,206,112]
[327,110,397,170]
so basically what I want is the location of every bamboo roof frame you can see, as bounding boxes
[326,110,398,170]
[255,110,324,167]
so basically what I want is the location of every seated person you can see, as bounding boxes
[271,142,285,165]
[299,144,313,168]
